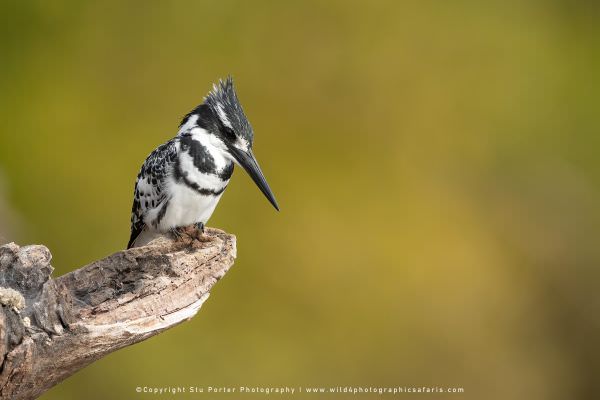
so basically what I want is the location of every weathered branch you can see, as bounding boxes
[0,228,236,400]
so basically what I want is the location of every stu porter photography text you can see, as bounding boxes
[136,386,465,395]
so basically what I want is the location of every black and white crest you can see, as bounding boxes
[181,76,254,144]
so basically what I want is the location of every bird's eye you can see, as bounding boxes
[223,127,236,141]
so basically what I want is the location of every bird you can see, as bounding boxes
[127,76,279,249]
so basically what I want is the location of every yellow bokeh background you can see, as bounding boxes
[0,1,598,399]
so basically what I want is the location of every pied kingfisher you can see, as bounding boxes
[127,77,279,249]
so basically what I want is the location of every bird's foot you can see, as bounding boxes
[169,223,210,249]
[192,222,211,243]
[169,226,192,249]
[169,226,185,240]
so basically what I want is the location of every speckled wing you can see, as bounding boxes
[127,139,178,248]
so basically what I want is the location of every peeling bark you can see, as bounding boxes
[0,228,236,400]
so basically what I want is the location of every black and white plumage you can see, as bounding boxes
[127,77,278,249]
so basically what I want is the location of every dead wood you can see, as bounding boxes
[0,228,236,400]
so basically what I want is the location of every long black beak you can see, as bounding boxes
[229,147,279,211]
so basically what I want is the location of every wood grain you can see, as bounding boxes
[0,228,236,400]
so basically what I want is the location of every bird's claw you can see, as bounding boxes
[192,222,211,243]
[169,227,186,240]
[170,224,210,249]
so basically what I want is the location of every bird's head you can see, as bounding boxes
[179,76,279,211]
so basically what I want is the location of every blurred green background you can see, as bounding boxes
[1,1,599,399]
